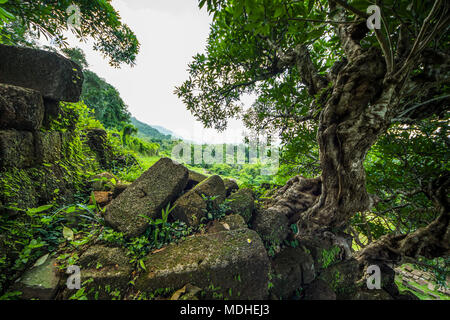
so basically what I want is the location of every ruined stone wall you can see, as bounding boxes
[0,44,84,210]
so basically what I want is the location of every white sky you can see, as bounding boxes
[59,0,253,144]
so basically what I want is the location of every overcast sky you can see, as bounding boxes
[61,0,251,144]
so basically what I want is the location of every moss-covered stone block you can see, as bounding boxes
[226,188,254,223]
[105,157,189,237]
[62,245,133,300]
[251,207,289,246]
[185,170,208,191]
[0,84,45,131]
[136,228,270,300]
[172,175,226,227]
[0,130,37,168]
[270,247,315,299]
[223,178,238,196]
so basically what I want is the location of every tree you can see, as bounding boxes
[176,0,449,284]
[0,0,139,67]
[63,47,132,129]
[62,46,88,69]
[121,124,138,147]
[81,69,132,128]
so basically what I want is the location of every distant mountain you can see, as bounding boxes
[150,125,175,137]
[131,117,174,141]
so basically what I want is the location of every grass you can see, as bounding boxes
[139,155,161,170]
[185,164,209,176]
[116,154,246,186]
[116,155,161,182]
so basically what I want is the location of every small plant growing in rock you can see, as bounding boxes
[140,202,192,247]
[201,195,231,222]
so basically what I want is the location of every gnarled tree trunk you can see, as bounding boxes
[262,1,450,299]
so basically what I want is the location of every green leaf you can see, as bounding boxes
[28,204,53,215]
[274,7,284,18]
[33,254,49,268]
[90,192,97,208]
[63,226,74,241]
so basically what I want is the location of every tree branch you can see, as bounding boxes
[357,173,450,265]
[393,0,449,79]
[265,39,329,96]
[332,0,368,18]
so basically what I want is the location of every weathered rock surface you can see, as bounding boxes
[172,175,226,227]
[0,44,83,102]
[303,279,336,300]
[0,84,45,131]
[0,130,36,168]
[270,247,315,299]
[300,234,352,272]
[205,214,247,234]
[171,191,206,226]
[223,178,239,196]
[193,175,227,203]
[67,245,133,300]
[11,256,60,300]
[136,228,270,300]
[222,214,247,230]
[251,207,290,246]
[186,170,208,190]
[226,188,254,223]
[105,158,188,237]
[175,284,203,300]
[42,98,61,127]
[37,131,62,163]
[112,183,129,199]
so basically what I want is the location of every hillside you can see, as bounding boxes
[150,124,177,137]
[130,117,173,141]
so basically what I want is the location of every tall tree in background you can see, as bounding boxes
[0,0,139,66]
[62,47,131,129]
[176,0,449,271]
[81,69,131,128]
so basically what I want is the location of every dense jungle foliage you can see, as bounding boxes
[0,0,448,300]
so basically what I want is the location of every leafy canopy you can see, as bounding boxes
[176,0,447,131]
[63,47,131,129]
[176,0,449,263]
[0,0,140,67]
